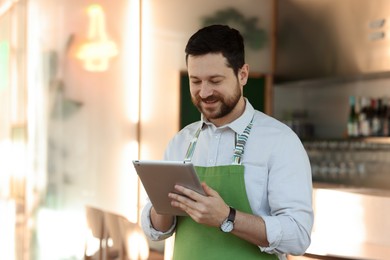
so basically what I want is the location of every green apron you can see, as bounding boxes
[173,120,277,260]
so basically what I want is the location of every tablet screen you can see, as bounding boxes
[133,160,205,216]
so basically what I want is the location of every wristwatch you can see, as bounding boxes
[220,206,236,233]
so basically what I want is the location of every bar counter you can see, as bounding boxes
[302,183,390,260]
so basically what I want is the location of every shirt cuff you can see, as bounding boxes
[141,202,177,241]
[259,215,282,254]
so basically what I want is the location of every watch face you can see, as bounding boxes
[220,220,234,233]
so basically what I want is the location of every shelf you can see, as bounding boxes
[313,182,390,197]
[303,137,390,143]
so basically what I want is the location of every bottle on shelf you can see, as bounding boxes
[381,97,390,136]
[347,95,359,137]
[371,98,381,136]
[358,96,370,137]
[348,95,390,138]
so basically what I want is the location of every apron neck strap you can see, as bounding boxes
[232,118,253,165]
[184,126,202,162]
[184,116,254,165]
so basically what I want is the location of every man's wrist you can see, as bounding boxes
[150,207,175,232]
[220,204,230,224]
[220,206,236,233]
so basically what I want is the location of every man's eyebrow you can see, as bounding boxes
[189,75,225,79]
[210,75,225,78]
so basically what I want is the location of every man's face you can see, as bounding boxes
[187,53,248,126]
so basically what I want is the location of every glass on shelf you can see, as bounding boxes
[304,138,390,190]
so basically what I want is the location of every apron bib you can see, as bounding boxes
[173,120,277,260]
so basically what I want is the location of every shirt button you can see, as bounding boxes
[209,159,214,163]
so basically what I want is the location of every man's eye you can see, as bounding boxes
[191,81,201,85]
[210,81,221,85]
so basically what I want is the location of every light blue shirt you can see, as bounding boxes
[141,100,313,259]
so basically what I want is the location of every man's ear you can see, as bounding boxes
[239,64,249,86]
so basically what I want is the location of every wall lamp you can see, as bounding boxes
[76,4,118,72]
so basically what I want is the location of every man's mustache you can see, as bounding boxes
[200,95,220,102]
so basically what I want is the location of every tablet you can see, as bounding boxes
[132,160,205,216]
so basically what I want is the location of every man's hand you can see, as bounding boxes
[169,182,270,247]
[169,182,229,227]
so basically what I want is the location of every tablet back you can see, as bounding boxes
[133,160,205,216]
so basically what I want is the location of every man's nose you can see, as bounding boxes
[199,82,213,98]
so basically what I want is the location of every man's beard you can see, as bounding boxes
[191,83,241,120]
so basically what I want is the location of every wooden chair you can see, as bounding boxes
[118,215,149,260]
[84,206,107,260]
[103,211,126,260]
[86,207,151,260]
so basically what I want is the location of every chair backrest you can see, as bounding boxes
[85,206,105,239]
[85,206,107,260]
[118,215,150,260]
[103,211,125,253]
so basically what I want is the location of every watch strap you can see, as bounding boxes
[227,206,236,222]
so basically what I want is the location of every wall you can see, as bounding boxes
[27,0,141,258]
[27,0,139,212]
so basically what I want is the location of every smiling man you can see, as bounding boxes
[141,24,314,260]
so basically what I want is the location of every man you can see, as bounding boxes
[141,24,313,260]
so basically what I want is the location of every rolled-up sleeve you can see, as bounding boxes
[259,131,313,256]
[141,201,177,241]
[140,136,184,242]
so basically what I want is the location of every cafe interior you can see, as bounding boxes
[1,0,390,259]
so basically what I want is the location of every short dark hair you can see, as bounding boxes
[185,24,245,75]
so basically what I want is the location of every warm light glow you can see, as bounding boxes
[137,0,181,162]
[121,141,140,223]
[308,188,367,257]
[76,4,118,72]
[124,0,140,123]
[164,236,175,260]
[36,208,87,259]
[313,189,366,244]
[127,228,150,260]
[84,229,100,257]
[139,0,154,123]
[122,0,141,229]
[0,136,26,199]
[0,200,15,260]
[10,140,26,178]
[0,0,18,17]
[0,140,11,198]
[26,0,49,207]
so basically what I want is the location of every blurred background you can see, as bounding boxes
[0,0,390,259]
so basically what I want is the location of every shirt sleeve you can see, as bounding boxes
[260,130,314,256]
[141,201,177,241]
[140,132,187,241]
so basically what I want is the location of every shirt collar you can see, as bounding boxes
[200,98,255,135]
